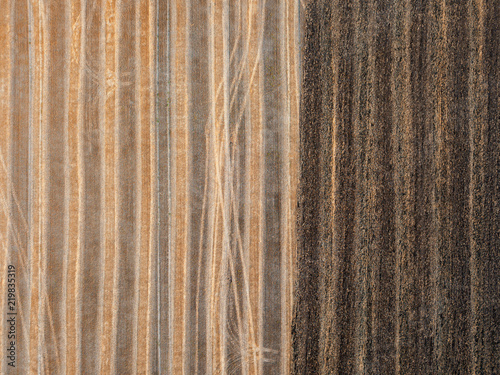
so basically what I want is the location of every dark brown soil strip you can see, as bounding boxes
[293,1,500,373]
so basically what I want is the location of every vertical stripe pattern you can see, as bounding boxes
[293,1,500,374]
[0,0,157,373]
[0,1,300,374]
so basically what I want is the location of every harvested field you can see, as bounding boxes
[0,0,300,373]
[0,0,499,374]
[293,1,500,374]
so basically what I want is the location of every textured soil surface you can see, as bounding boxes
[293,0,499,374]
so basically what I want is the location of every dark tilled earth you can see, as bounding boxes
[293,0,500,374]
